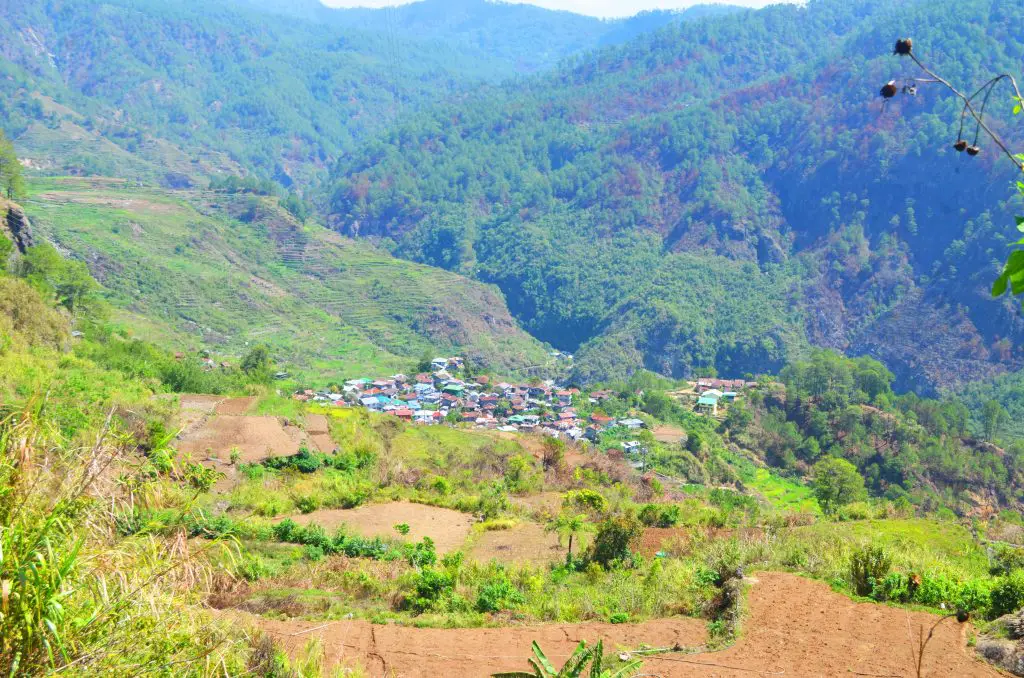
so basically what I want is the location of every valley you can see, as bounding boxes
[4,0,1024,676]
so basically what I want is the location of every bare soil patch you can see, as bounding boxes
[469,521,567,566]
[254,615,706,678]
[176,415,305,463]
[653,424,686,445]
[214,396,257,415]
[286,502,473,555]
[304,414,335,453]
[511,490,564,517]
[254,572,997,677]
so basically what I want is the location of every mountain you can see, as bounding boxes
[325,0,1024,393]
[0,0,704,188]
[21,177,551,377]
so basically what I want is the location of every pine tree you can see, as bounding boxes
[0,132,25,201]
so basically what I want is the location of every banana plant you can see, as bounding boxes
[493,639,642,678]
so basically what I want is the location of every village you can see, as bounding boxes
[292,356,756,447]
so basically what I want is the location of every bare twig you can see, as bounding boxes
[891,44,1024,171]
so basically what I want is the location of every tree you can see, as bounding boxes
[982,399,1010,441]
[240,344,272,380]
[0,132,24,201]
[541,436,565,470]
[546,512,587,565]
[811,456,867,515]
[587,511,642,568]
[17,244,99,314]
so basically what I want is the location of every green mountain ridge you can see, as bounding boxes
[326,0,1024,393]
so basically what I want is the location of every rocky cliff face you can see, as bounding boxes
[2,200,35,254]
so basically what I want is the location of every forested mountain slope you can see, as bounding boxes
[0,0,505,185]
[0,0,714,186]
[327,0,1024,392]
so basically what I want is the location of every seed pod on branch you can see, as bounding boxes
[893,38,913,56]
[880,81,898,98]
[954,140,968,152]
[966,145,981,156]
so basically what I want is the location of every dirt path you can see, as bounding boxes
[253,572,999,677]
[286,502,474,555]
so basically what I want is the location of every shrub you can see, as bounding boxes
[609,612,629,624]
[850,545,891,597]
[303,545,325,562]
[409,568,456,613]
[639,503,681,527]
[564,489,609,516]
[588,512,642,569]
[237,557,271,582]
[990,545,1024,576]
[991,570,1024,618]
[476,574,524,613]
[295,495,320,514]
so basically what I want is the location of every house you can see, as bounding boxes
[722,391,739,402]
[590,413,614,426]
[393,408,413,421]
[696,396,718,415]
[619,418,646,430]
[413,410,435,424]
[703,389,724,400]
[621,441,642,453]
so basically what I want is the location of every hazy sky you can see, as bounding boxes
[319,0,787,19]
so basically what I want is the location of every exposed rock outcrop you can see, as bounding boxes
[977,609,1024,675]
[1,200,35,254]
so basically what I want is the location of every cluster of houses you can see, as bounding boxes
[292,357,648,442]
[692,378,756,416]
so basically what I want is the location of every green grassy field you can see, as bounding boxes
[23,177,551,381]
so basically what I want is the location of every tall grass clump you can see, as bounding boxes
[0,408,250,674]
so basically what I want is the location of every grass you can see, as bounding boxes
[746,468,819,514]
[22,177,551,382]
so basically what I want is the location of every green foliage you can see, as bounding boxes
[476,571,525,613]
[492,639,642,678]
[16,244,100,315]
[0,131,24,200]
[991,569,1024,617]
[811,457,867,515]
[849,545,892,597]
[587,512,642,569]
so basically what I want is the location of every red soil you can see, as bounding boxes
[254,571,999,677]
[286,502,474,555]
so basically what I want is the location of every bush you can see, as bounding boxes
[588,512,642,569]
[991,570,1024,618]
[850,545,891,597]
[639,503,681,527]
[409,568,456,613]
[475,574,524,613]
[303,544,326,562]
[609,612,629,624]
[295,495,320,514]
